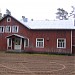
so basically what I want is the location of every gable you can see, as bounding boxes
[0,15,30,35]
[0,15,30,29]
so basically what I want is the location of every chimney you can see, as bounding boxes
[22,16,28,22]
[31,19,33,21]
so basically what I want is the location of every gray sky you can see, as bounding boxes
[0,0,75,20]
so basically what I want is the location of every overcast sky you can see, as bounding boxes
[0,0,75,20]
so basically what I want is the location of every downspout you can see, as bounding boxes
[71,30,72,54]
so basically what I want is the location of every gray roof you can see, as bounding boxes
[20,19,75,30]
[3,15,75,30]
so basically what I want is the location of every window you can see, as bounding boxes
[36,38,44,48]
[15,38,20,45]
[5,26,11,33]
[7,17,11,22]
[57,38,66,48]
[0,26,4,33]
[25,39,29,47]
[12,26,19,33]
[24,39,29,47]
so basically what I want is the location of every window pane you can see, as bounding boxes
[37,39,43,41]
[37,42,39,47]
[0,26,4,33]
[58,42,61,47]
[62,42,65,47]
[15,38,20,45]
[39,42,43,47]
[5,26,11,32]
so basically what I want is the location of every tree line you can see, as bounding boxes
[0,6,75,20]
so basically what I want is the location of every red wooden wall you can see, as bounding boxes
[0,15,72,54]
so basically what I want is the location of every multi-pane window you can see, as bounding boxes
[5,26,11,33]
[12,26,19,33]
[57,38,66,48]
[36,38,44,48]
[0,26,4,33]
[0,26,19,33]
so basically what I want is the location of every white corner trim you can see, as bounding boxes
[71,30,72,54]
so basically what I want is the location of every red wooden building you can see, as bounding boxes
[0,14,75,54]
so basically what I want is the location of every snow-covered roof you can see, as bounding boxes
[3,15,75,30]
[20,19,75,30]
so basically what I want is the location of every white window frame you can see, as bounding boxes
[12,26,19,33]
[7,17,11,22]
[0,26,4,33]
[36,38,44,48]
[5,26,11,33]
[57,38,66,48]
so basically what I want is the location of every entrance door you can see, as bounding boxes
[14,38,22,50]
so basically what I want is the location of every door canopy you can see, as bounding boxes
[6,34,28,39]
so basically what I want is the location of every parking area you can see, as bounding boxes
[0,52,75,75]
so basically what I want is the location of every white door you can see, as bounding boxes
[14,38,22,50]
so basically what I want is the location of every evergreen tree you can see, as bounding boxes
[0,9,2,20]
[56,8,68,20]
[6,9,11,15]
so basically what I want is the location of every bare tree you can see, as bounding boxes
[69,6,75,18]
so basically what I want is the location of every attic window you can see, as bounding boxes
[7,17,11,22]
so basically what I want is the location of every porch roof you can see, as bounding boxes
[6,34,27,39]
